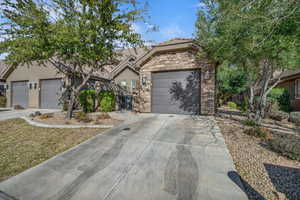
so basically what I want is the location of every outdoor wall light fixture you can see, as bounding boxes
[4,84,9,90]
[142,76,147,87]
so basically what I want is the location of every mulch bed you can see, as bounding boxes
[31,112,122,126]
[217,117,300,200]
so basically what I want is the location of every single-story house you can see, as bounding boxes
[277,69,300,111]
[0,62,6,96]
[0,38,217,115]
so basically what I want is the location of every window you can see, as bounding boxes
[296,80,300,99]
[131,80,137,89]
[120,81,127,87]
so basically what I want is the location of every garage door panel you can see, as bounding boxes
[40,79,62,109]
[12,81,29,108]
[152,70,200,115]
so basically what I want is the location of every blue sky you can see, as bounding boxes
[135,0,201,44]
[0,0,201,59]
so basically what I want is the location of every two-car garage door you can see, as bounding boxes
[152,70,201,115]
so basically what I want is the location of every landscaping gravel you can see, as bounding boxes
[217,117,300,200]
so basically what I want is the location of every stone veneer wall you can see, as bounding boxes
[136,49,216,115]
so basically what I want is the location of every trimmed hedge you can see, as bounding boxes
[78,90,116,113]
[99,91,115,112]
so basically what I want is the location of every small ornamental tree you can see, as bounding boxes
[196,0,299,124]
[0,0,149,118]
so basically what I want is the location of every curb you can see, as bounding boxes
[21,117,114,129]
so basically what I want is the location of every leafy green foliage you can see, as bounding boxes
[268,88,291,112]
[244,126,270,139]
[227,101,237,110]
[79,90,97,113]
[217,64,248,105]
[196,0,299,124]
[99,91,115,112]
[244,119,257,127]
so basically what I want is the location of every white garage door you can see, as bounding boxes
[12,81,29,108]
[40,79,63,109]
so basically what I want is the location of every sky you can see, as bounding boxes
[134,0,201,44]
[0,0,202,59]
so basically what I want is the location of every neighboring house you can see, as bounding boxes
[0,38,217,115]
[111,48,149,94]
[0,62,6,96]
[277,69,300,111]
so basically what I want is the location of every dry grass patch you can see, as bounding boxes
[0,118,106,182]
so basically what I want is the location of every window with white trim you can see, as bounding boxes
[131,80,137,89]
[120,81,127,87]
[296,80,300,99]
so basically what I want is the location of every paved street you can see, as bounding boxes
[0,113,248,200]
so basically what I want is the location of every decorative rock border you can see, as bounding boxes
[21,117,114,129]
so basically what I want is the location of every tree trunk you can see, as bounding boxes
[66,92,76,119]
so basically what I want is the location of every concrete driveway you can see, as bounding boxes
[0,109,59,121]
[0,113,248,200]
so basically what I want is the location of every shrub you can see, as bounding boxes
[74,112,92,123]
[244,119,257,127]
[269,135,300,161]
[289,112,300,125]
[244,126,270,139]
[268,88,291,113]
[79,90,97,113]
[227,101,237,109]
[39,113,53,119]
[0,96,6,107]
[269,111,289,121]
[99,92,115,112]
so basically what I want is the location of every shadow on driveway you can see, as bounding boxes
[228,171,266,200]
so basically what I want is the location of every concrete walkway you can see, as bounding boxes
[0,114,248,200]
[0,109,59,121]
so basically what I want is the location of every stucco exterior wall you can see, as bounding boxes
[6,63,63,108]
[113,67,139,93]
[137,49,216,115]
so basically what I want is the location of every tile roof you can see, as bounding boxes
[281,69,300,79]
[153,38,194,47]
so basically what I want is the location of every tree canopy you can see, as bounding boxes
[196,0,300,124]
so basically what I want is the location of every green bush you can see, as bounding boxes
[99,91,115,112]
[79,90,97,113]
[0,96,6,107]
[244,119,257,127]
[227,101,237,109]
[268,88,291,113]
[269,135,300,161]
[244,126,270,139]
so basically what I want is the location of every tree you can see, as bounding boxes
[217,62,248,105]
[0,0,148,118]
[196,0,300,124]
